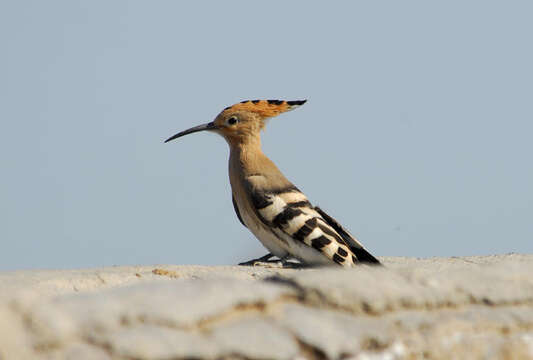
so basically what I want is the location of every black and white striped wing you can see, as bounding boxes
[247,184,379,266]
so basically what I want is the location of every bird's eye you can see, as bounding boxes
[227,116,239,125]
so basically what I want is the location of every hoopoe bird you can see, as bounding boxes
[165,100,380,267]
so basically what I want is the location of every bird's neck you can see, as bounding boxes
[228,135,291,190]
[229,137,269,176]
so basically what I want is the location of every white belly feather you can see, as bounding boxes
[238,199,289,258]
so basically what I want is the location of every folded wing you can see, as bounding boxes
[245,180,379,266]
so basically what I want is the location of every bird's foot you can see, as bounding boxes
[239,254,305,269]
[238,253,277,266]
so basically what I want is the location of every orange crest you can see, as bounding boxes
[222,99,306,118]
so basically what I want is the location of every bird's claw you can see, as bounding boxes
[238,253,276,266]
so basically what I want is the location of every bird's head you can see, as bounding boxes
[164,99,307,146]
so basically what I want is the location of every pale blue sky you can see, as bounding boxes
[1,1,532,270]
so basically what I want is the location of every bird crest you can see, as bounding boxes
[221,99,307,119]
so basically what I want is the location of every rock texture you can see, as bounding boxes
[1,254,533,360]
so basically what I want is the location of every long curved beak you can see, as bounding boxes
[164,122,217,143]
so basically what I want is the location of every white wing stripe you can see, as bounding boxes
[258,196,286,222]
[283,213,310,235]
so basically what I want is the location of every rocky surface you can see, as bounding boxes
[1,254,532,360]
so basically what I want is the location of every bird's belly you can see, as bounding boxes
[239,204,288,258]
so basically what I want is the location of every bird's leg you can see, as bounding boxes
[238,253,276,266]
